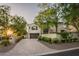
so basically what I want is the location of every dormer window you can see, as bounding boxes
[32,26,38,30]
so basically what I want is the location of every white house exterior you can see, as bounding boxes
[27,23,41,39]
[57,22,67,33]
[49,22,67,33]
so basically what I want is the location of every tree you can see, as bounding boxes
[0,5,10,28]
[57,3,79,32]
[35,3,79,33]
[0,5,27,37]
[34,7,56,33]
[0,5,11,36]
[10,16,27,36]
[34,3,59,33]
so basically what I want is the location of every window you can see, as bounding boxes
[32,26,38,30]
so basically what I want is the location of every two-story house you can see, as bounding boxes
[27,22,77,39]
[27,23,41,39]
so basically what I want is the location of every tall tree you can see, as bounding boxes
[58,3,79,32]
[10,16,27,36]
[0,5,10,28]
[34,3,59,33]
[34,7,56,33]
[0,5,27,36]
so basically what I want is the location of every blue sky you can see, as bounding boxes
[0,3,40,24]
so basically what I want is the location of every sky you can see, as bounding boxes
[0,3,40,24]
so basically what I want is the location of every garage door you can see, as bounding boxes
[30,33,39,39]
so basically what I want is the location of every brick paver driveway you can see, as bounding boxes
[0,39,56,56]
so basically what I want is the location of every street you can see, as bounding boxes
[43,49,79,56]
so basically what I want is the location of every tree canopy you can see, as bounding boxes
[34,3,79,33]
[34,4,59,33]
[0,5,27,36]
[57,3,79,32]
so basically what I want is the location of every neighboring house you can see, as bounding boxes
[67,25,77,32]
[49,22,78,33]
[57,22,67,33]
[49,22,67,33]
[27,23,41,39]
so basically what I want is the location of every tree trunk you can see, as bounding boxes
[55,23,58,33]
[72,17,79,32]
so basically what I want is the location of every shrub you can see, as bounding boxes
[48,38,52,44]
[60,30,69,39]
[38,33,79,44]
[38,36,42,41]
[38,36,52,44]
[61,39,66,43]
[16,36,23,43]
[42,37,47,41]
[52,38,59,43]
[60,38,73,43]
[68,38,73,43]
[42,37,52,44]
[0,40,11,47]
[60,31,74,43]
[72,38,78,42]
[65,39,69,43]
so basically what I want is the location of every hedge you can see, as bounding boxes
[38,35,79,44]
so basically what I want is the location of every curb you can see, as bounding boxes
[33,47,79,56]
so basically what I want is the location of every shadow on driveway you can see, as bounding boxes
[0,44,16,53]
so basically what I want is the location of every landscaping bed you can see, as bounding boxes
[38,33,79,50]
[39,41,79,50]
[0,35,25,48]
[38,34,60,44]
[0,35,26,52]
[38,32,79,44]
